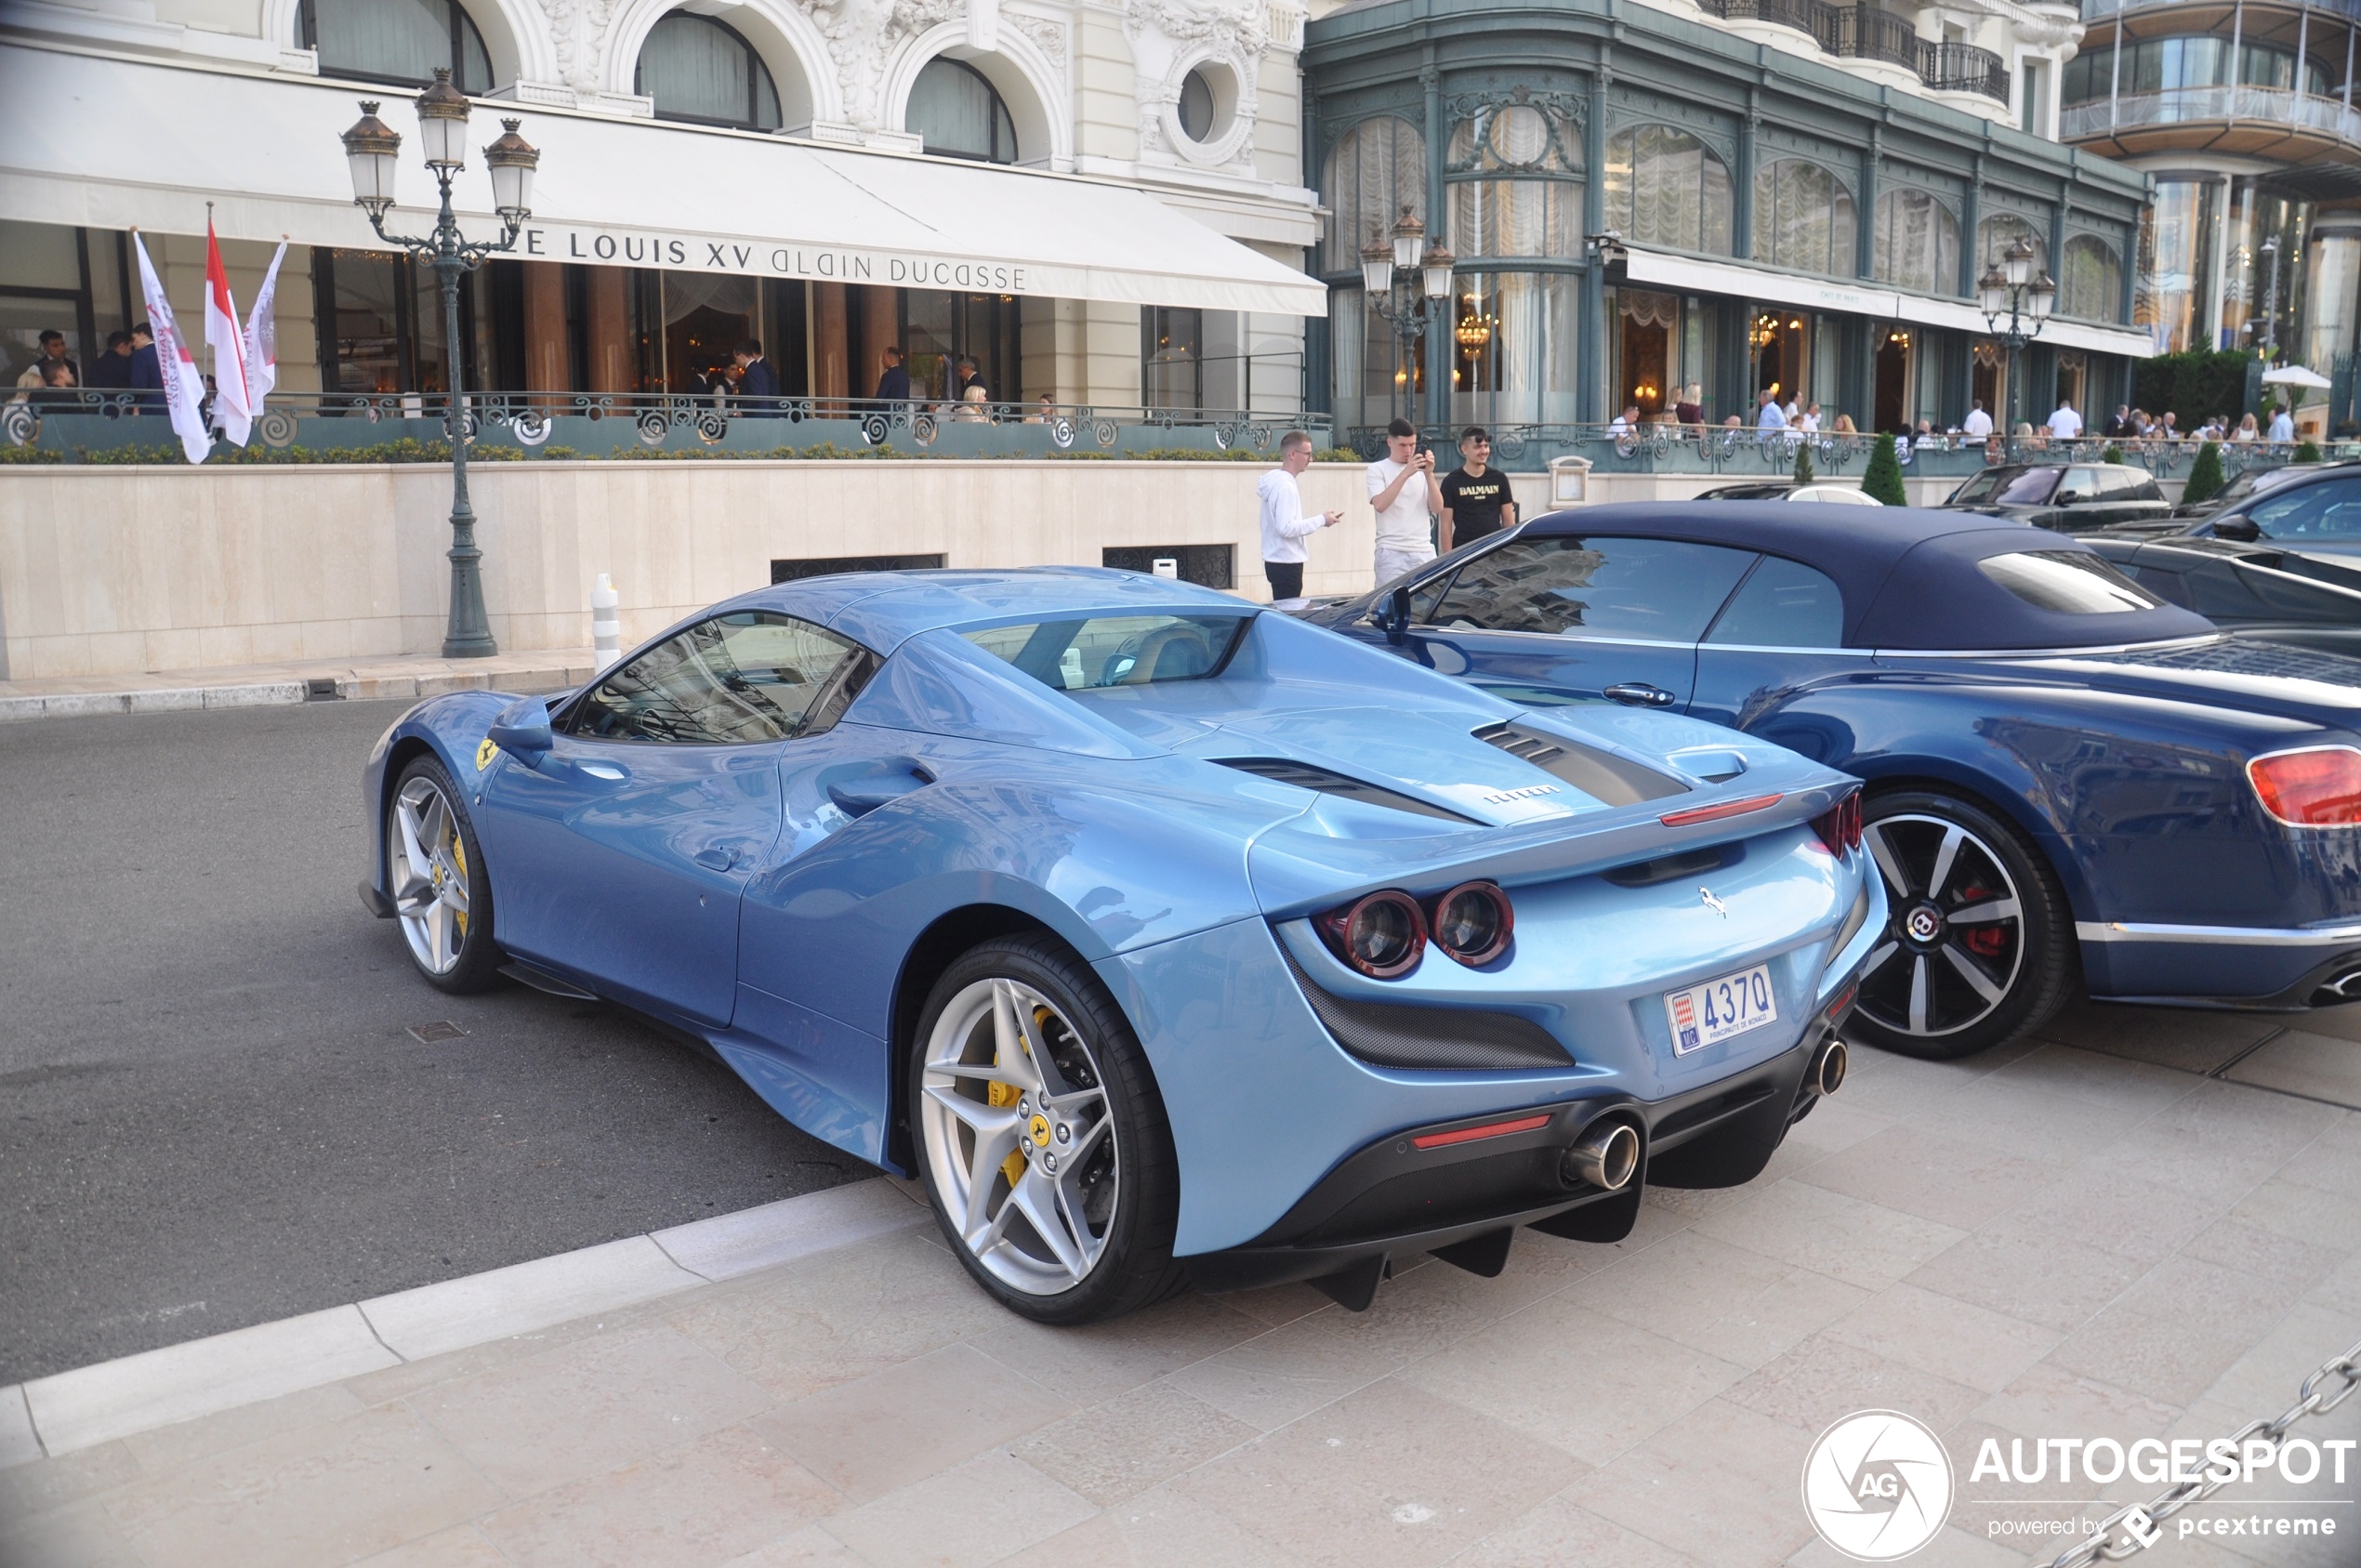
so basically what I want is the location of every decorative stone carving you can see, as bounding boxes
[537,0,622,98]
[1124,0,1274,172]
[805,0,956,129]
[1007,10,1067,70]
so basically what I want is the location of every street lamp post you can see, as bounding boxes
[340,72,540,659]
[1977,235,2055,443]
[1360,209,1455,427]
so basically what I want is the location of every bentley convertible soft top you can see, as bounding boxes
[363,569,1879,1322]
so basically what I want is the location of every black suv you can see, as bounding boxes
[1941,462,2172,533]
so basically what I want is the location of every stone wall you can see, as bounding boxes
[0,460,1374,681]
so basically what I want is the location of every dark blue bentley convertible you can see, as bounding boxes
[1307,502,2361,1058]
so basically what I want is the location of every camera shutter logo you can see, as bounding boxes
[1801,1409,1954,1561]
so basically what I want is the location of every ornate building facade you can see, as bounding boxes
[1303,0,2154,437]
[0,0,1324,414]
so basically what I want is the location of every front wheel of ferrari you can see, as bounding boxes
[1849,789,2071,1061]
[386,756,504,994]
[912,937,1185,1324]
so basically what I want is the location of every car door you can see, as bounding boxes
[2046,467,2108,533]
[473,610,864,1026]
[2245,476,2361,560]
[1405,534,1758,711]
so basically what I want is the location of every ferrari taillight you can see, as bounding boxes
[1810,791,1863,855]
[2249,747,2361,826]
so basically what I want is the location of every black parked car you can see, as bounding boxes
[2156,460,2356,525]
[2087,467,2361,652]
[1943,463,2172,533]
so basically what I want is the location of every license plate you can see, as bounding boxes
[1665,964,1778,1056]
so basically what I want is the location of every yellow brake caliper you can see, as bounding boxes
[452,833,468,938]
[988,1007,1058,1190]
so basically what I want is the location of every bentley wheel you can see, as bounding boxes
[387,757,503,994]
[1850,790,2070,1060]
[912,936,1184,1324]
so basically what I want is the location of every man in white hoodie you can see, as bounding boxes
[1257,429,1339,605]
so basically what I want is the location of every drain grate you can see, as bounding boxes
[405,1021,468,1044]
[304,678,343,702]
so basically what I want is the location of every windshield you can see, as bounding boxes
[963,613,1249,690]
[1976,551,2165,614]
[1951,468,2061,507]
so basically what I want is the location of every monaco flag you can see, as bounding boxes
[243,240,288,414]
[130,230,213,465]
[203,219,252,446]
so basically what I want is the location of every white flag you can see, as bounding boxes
[243,240,287,413]
[131,231,212,465]
[203,219,252,446]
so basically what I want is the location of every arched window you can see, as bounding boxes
[1444,102,1581,259]
[636,14,781,129]
[1603,126,1733,255]
[2061,235,2123,322]
[1978,212,2048,277]
[1873,188,1960,296]
[1324,116,1426,263]
[906,59,1017,164]
[300,0,492,93]
[1752,159,1856,276]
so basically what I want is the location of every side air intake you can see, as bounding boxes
[1473,721,1690,806]
[1211,758,1482,824]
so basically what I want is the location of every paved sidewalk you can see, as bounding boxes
[0,650,598,722]
[3,1004,2356,1568]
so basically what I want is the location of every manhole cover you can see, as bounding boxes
[406,1021,468,1044]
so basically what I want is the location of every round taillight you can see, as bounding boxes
[1315,889,1427,978]
[1427,880,1514,966]
[2249,746,2361,827]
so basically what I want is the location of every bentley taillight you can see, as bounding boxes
[2249,746,2361,826]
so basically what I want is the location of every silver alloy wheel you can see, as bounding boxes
[1857,811,2026,1038]
[389,774,472,976]
[918,977,1118,1296]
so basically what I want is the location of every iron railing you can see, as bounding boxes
[0,390,1333,463]
[1702,0,2008,101]
[1917,40,2011,101]
[2062,86,2361,144]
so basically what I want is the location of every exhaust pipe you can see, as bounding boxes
[1562,1119,1642,1192]
[1806,1034,1848,1099]
[2313,968,2361,1004]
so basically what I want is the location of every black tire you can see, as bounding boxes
[385,754,505,995]
[909,935,1185,1324]
[1849,788,2072,1060]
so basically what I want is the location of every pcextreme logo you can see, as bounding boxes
[1801,1410,1956,1561]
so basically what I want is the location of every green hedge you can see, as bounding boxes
[2133,350,2255,428]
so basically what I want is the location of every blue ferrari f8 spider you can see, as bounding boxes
[363,569,1879,1321]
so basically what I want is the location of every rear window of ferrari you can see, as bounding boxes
[962,613,1249,690]
[1976,551,2165,614]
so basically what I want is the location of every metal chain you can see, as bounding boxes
[2033,1337,2361,1568]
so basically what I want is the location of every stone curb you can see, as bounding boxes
[3,1178,926,1461]
[0,666,594,723]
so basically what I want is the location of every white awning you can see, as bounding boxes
[1624,245,2151,359]
[0,44,1326,317]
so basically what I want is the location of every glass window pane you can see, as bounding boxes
[1325,117,1426,260]
[0,220,82,291]
[1874,189,1959,296]
[908,59,1013,164]
[639,15,777,129]
[1180,71,1215,141]
[963,614,1248,688]
[1753,161,1856,277]
[1706,556,1846,647]
[574,613,855,743]
[1976,552,2161,613]
[309,0,458,88]
[2253,480,2361,538]
[1450,179,1578,258]
[1448,270,1578,426]
[1604,126,1733,256]
[1430,536,1756,639]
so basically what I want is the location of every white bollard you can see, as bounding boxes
[591,573,621,672]
[1151,558,1179,580]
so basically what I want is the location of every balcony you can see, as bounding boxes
[2063,86,2361,169]
[1701,0,2009,102]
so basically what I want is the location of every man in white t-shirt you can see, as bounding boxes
[1256,428,1339,605]
[1366,417,1444,586]
[1962,400,1994,442]
[2048,399,2083,440]
[2268,406,2295,443]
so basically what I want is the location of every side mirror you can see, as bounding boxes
[2054,490,2084,507]
[1383,586,1413,646]
[2213,514,2262,542]
[486,696,553,767]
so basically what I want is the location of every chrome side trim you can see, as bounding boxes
[2075,919,2361,947]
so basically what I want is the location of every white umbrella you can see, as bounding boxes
[2262,364,2334,389]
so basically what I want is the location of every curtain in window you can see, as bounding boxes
[1977,213,2047,275]
[907,59,1015,162]
[638,15,779,128]
[1874,188,1960,296]
[309,0,486,91]
[2060,236,2121,322]
[1325,117,1427,261]
[1603,127,1732,255]
[1751,160,1855,276]
[1450,179,1579,258]
[1450,271,1579,426]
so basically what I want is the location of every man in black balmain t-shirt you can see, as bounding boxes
[1438,426,1517,553]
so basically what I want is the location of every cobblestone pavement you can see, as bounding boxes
[3,1001,2356,1568]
